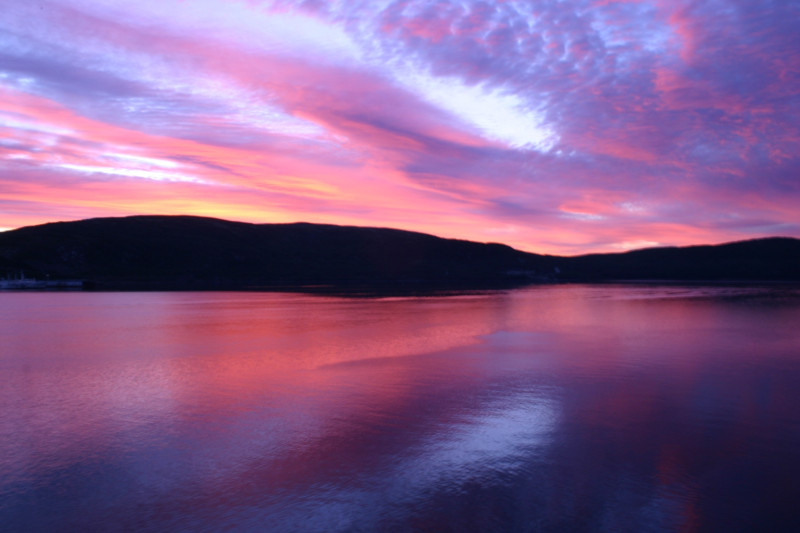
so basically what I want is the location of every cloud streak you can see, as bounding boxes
[1,0,798,254]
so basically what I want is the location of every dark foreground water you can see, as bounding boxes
[2,286,800,532]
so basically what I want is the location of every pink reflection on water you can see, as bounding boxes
[0,292,518,489]
[1,287,800,531]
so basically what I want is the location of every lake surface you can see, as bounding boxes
[2,285,800,532]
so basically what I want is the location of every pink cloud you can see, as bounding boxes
[1,0,799,255]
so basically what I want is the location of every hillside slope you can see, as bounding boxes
[0,216,555,289]
[1,216,798,289]
[558,238,800,281]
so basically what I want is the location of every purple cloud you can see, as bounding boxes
[0,0,798,253]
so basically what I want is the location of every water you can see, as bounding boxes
[2,285,800,532]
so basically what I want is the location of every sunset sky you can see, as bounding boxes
[1,0,798,254]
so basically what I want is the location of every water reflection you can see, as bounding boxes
[1,287,800,531]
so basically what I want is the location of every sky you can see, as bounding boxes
[1,0,798,255]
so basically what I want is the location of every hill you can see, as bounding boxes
[557,238,800,282]
[0,216,556,289]
[0,216,798,289]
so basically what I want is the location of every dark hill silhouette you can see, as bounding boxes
[558,238,800,282]
[0,215,556,289]
[0,216,798,289]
